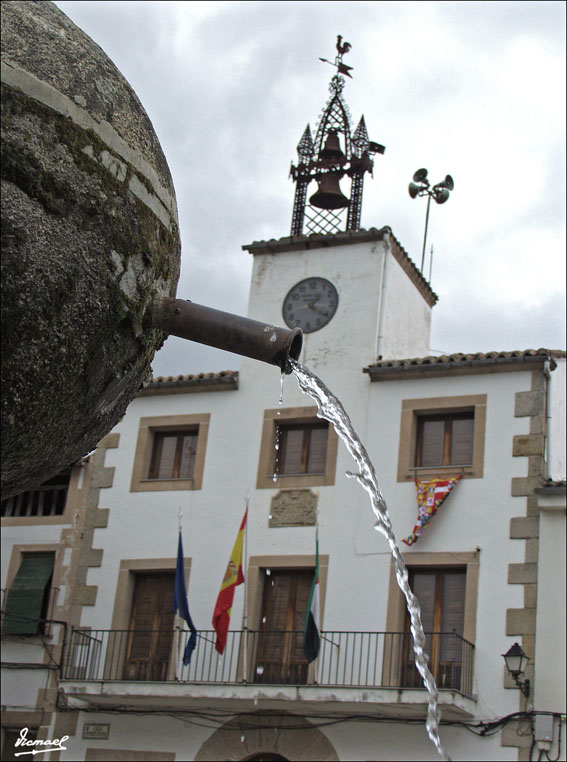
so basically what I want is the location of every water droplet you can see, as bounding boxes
[256,665,264,675]
[272,474,277,482]
[268,514,272,519]
[254,698,258,705]
[265,569,271,575]
[241,734,245,743]
[262,616,267,623]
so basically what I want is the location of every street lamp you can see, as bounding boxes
[408,168,454,274]
[502,642,530,697]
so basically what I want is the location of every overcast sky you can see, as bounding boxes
[55,0,566,377]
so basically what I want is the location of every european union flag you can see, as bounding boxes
[172,533,197,666]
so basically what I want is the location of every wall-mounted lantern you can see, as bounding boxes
[502,642,530,697]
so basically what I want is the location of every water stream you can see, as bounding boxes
[290,359,450,761]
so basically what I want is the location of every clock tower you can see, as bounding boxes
[241,37,436,385]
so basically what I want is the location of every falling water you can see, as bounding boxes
[290,359,450,762]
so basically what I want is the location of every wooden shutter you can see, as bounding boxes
[179,433,197,478]
[450,417,474,465]
[279,427,304,474]
[255,570,312,684]
[417,419,445,466]
[403,569,466,689]
[278,423,328,475]
[3,553,54,635]
[125,573,175,680]
[417,414,474,467]
[149,431,198,479]
[306,425,328,473]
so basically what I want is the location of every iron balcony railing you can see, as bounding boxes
[62,629,474,696]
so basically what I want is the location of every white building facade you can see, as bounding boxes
[2,225,565,761]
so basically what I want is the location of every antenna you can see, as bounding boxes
[408,169,454,275]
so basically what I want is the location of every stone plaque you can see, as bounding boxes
[269,490,317,527]
[83,724,110,740]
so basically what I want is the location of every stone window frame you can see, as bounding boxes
[130,414,209,492]
[1,464,84,526]
[397,394,487,482]
[382,550,480,688]
[256,406,338,489]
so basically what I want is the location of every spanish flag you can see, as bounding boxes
[212,508,247,654]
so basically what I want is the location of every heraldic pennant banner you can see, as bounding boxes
[402,475,462,546]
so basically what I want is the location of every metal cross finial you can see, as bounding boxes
[319,35,354,79]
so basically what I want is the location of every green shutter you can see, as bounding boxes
[3,553,54,635]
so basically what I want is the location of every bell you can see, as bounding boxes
[309,173,350,210]
[319,131,347,164]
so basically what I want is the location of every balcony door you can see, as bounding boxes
[254,569,312,684]
[402,568,465,690]
[124,572,175,681]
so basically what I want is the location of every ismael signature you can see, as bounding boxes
[14,727,69,757]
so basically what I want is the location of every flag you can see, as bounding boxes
[304,532,320,664]
[172,532,198,666]
[212,508,247,654]
[402,475,462,546]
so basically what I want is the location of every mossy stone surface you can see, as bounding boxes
[1,1,181,499]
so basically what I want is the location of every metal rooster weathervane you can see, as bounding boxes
[319,34,354,78]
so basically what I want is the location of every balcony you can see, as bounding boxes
[59,629,476,720]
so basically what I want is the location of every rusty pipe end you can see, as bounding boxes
[279,326,303,374]
[152,298,303,374]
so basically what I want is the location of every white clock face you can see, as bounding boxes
[282,277,339,333]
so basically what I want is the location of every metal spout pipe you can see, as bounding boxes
[152,297,303,373]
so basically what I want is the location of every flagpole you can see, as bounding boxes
[175,508,183,681]
[242,492,249,683]
[314,509,319,684]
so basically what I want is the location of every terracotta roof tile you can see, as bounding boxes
[364,349,565,380]
[138,370,239,396]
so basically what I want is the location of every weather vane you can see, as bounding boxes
[319,35,354,79]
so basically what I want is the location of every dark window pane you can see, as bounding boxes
[149,431,198,479]
[157,435,177,478]
[418,419,445,466]
[179,434,197,478]
[279,427,305,474]
[450,417,474,465]
[307,426,328,473]
[3,729,37,761]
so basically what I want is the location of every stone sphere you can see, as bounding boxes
[1,1,181,499]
